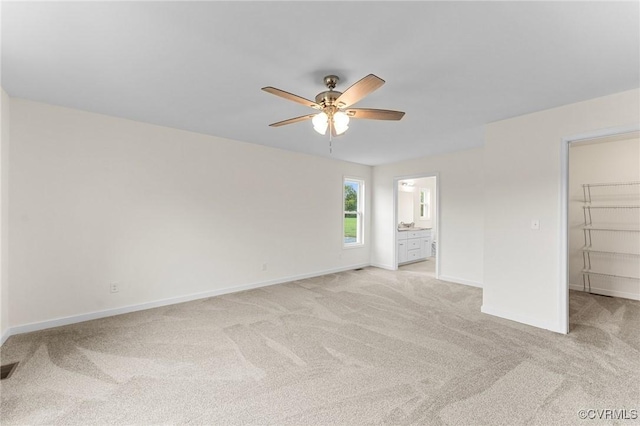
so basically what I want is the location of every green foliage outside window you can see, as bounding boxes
[344,184,357,211]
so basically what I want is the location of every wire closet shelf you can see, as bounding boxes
[580,181,640,294]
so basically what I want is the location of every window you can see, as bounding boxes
[420,188,431,220]
[344,178,364,246]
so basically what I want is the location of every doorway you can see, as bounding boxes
[393,173,440,278]
[561,127,640,333]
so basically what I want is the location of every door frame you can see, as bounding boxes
[393,172,441,276]
[559,124,639,334]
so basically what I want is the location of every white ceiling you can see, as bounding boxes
[2,2,639,165]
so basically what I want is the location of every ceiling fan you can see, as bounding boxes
[261,74,405,139]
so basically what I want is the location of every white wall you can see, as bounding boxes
[569,135,640,300]
[372,148,484,287]
[1,88,9,343]
[6,90,640,339]
[483,89,640,332]
[8,99,371,330]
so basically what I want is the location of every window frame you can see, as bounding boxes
[343,177,365,248]
[420,187,431,220]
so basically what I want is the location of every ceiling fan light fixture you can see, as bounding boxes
[333,111,350,135]
[263,74,404,146]
[312,112,328,135]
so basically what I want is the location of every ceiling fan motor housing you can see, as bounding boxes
[315,75,346,110]
[315,90,342,109]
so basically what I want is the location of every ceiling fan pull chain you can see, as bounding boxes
[328,119,333,153]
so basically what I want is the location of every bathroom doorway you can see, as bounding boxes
[393,173,439,277]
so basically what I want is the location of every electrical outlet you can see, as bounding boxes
[261,262,268,271]
[110,282,119,293]
[531,219,540,230]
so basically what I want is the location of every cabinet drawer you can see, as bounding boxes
[407,248,421,261]
[408,230,429,239]
[396,232,408,241]
[407,238,421,250]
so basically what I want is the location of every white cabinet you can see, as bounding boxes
[421,237,431,259]
[397,239,408,263]
[397,229,432,265]
[407,238,421,250]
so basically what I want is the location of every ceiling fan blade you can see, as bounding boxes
[345,108,405,121]
[262,87,321,110]
[269,114,316,127]
[335,74,385,108]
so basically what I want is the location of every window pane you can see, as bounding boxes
[420,188,431,219]
[344,179,363,245]
[344,213,357,244]
[344,182,358,211]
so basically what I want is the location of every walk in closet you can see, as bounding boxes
[580,182,640,296]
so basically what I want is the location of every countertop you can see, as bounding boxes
[397,227,431,232]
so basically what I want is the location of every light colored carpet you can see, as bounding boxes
[399,259,435,277]
[1,267,638,425]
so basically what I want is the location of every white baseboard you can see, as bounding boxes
[569,283,640,301]
[438,275,483,288]
[3,263,370,344]
[370,262,395,271]
[1,327,9,346]
[481,304,563,333]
